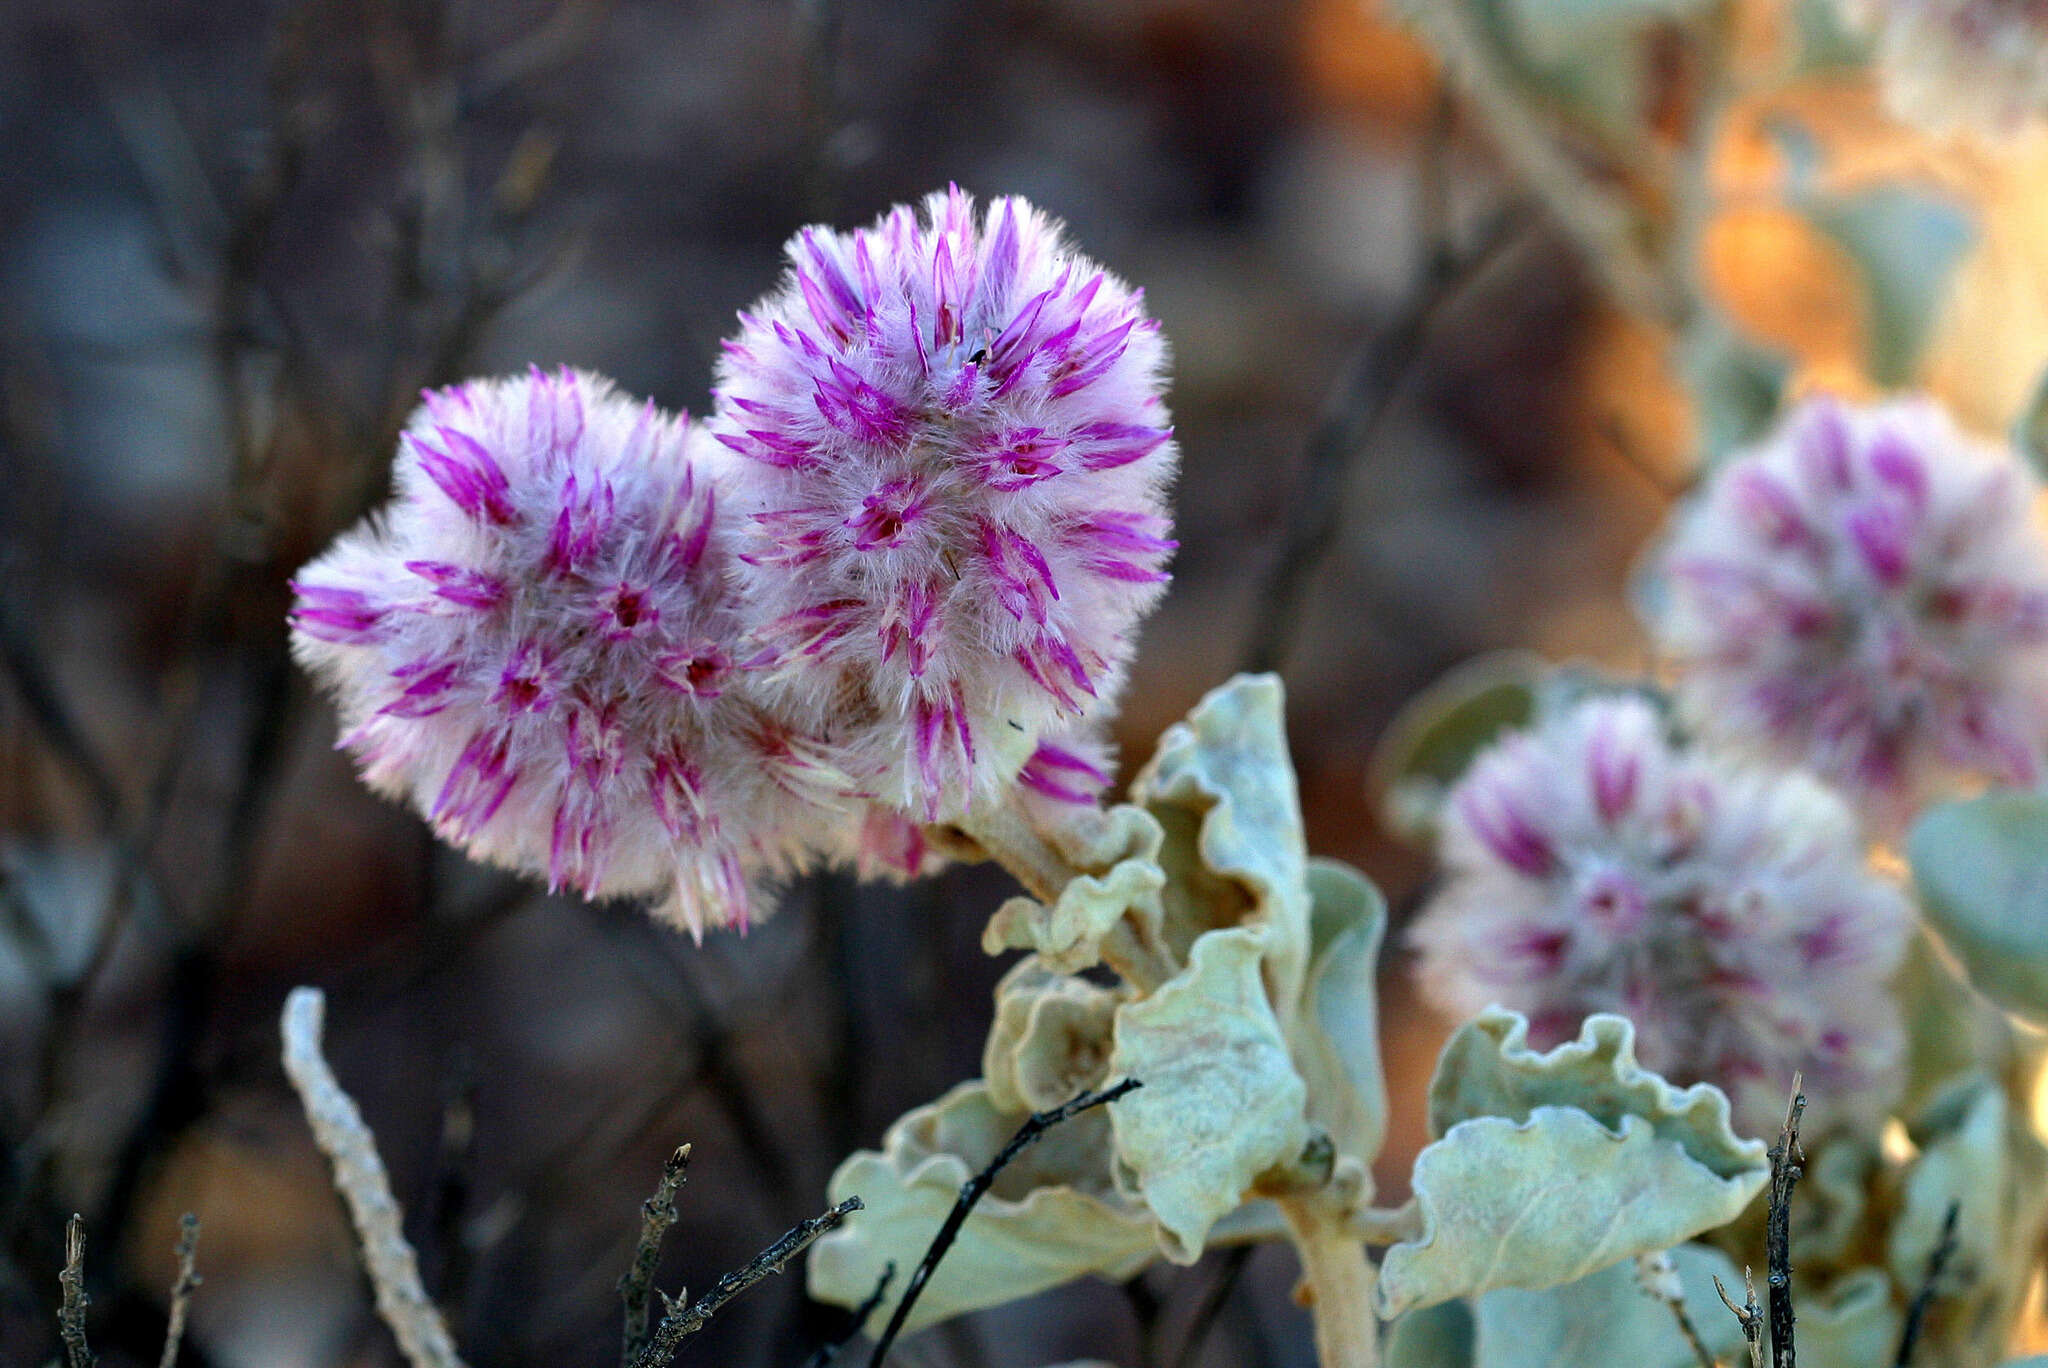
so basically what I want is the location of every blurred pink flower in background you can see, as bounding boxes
[1651,393,2048,832]
[1408,693,1911,1135]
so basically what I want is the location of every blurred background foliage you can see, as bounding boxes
[3,0,2047,1364]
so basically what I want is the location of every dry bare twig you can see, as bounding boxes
[1714,1265,1764,1368]
[58,1213,92,1368]
[158,1213,202,1368]
[1766,1076,1806,1368]
[866,1077,1144,1367]
[1634,1249,1715,1368]
[629,1196,865,1368]
[804,1261,895,1368]
[619,1143,691,1366]
[1893,1198,1961,1367]
[280,986,468,1368]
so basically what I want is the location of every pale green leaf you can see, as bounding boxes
[1428,1008,1770,1177]
[980,811,1168,976]
[983,957,1125,1115]
[1907,792,2048,1027]
[1797,1269,1902,1367]
[1806,187,1973,388]
[1290,858,1390,1166]
[807,1083,1156,1331]
[1384,1297,1476,1368]
[1108,928,1309,1262]
[1128,672,1311,1004]
[1889,1073,2009,1298]
[1369,652,1542,841]
[1377,1105,1768,1317]
[1470,1244,1746,1368]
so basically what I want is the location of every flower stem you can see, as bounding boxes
[1281,1197,1380,1368]
[954,805,1075,903]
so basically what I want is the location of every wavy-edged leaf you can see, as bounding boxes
[1291,858,1390,1166]
[1908,793,2048,1026]
[983,956,1124,1115]
[980,806,1167,975]
[806,1082,1156,1331]
[1107,928,1309,1262]
[1128,672,1311,1003]
[1428,1008,1770,1177]
[1377,1104,1767,1318]
[1469,1243,1746,1368]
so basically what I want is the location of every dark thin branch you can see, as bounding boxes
[1174,1245,1253,1368]
[619,1144,692,1367]
[1766,1076,1805,1368]
[0,590,122,828]
[866,1078,1144,1368]
[59,1214,93,1368]
[1892,1199,1960,1367]
[157,1214,201,1368]
[803,1262,895,1368]
[1713,1266,1764,1368]
[630,1197,864,1368]
[1238,202,1529,674]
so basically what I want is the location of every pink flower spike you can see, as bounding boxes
[289,367,850,937]
[702,189,1178,819]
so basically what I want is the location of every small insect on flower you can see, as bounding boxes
[1841,0,2048,138]
[705,187,1179,822]
[1408,694,1911,1137]
[289,367,852,939]
[1650,394,2048,832]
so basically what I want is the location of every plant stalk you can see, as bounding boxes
[1282,1197,1379,1368]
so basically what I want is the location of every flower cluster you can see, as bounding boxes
[1650,394,2048,831]
[1408,694,1911,1135]
[291,191,1176,932]
[1843,0,2048,138]
[706,187,1177,820]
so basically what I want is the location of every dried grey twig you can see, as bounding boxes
[1766,1077,1806,1368]
[1893,1198,1961,1366]
[158,1213,202,1368]
[619,1143,692,1366]
[1714,1265,1765,1368]
[866,1077,1144,1367]
[1634,1249,1714,1368]
[58,1214,92,1368]
[280,986,468,1368]
[628,1196,865,1368]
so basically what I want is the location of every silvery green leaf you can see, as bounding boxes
[2012,362,2048,480]
[1428,1008,1770,1179]
[1108,928,1310,1263]
[1369,652,1542,842]
[1679,317,1788,466]
[1469,1243,1746,1368]
[1128,672,1311,1004]
[980,808,1168,976]
[1377,1104,1767,1317]
[983,956,1125,1115]
[1796,1269,1901,1367]
[1889,1073,2008,1299]
[1799,1134,1878,1267]
[1384,1297,1476,1368]
[1805,187,1973,388]
[807,1082,1156,1332]
[1908,793,2048,1026]
[1290,858,1391,1168]
[1894,926,2015,1121]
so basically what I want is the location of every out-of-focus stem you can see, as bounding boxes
[1281,1197,1379,1368]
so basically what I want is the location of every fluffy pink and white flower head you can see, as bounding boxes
[1651,394,2048,831]
[290,367,849,938]
[1843,0,2048,138]
[705,188,1178,821]
[1408,694,1911,1135]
